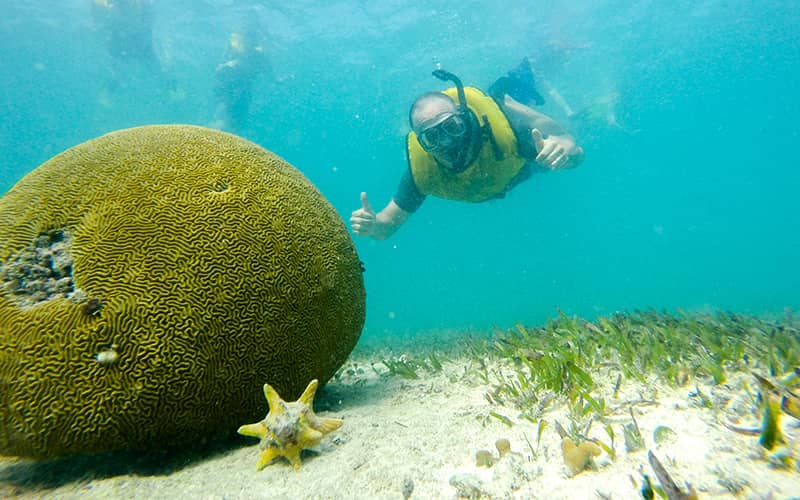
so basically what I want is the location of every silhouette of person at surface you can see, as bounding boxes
[524,40,635,135]
[523,40,592,119]
[212,26,272,133]
[91,0,174,99]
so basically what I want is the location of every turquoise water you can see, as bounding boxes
[2,0,798,339]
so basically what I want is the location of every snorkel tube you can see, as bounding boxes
[432,69,468,112]
[428,69,474,171]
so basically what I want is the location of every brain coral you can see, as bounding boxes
[0,125,365,458]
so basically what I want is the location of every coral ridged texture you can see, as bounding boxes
[0,125,365,458]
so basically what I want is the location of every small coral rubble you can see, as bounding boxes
[0,229,76,308]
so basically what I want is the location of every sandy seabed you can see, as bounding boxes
[1,332,799,500]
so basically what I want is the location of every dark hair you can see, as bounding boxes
[408,92,456,128]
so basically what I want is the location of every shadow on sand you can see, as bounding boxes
[0,433,246,495]
[0,381,380,495]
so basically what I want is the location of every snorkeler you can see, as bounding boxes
[91,0,167,93]
[350,61,584,240]
[211,26,272,133]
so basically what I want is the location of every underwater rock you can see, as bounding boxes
[449,473,487,499]
[561,436,602,476]
[495,437,511,457]
[489,451,534,495]
[475,449,494,467]
[653,425,678,446]
[401,477,414,499]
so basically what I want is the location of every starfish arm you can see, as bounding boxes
[238,422,267,439]
[284,447,303,470]
[296,427,324,449]
[298,379,319,405]
[307,414,343,435]
[264,383,286,415]
[256,447,281,471]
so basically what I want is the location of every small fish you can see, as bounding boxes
[782,392,800,419]
[724,373,789,450]
[755,372,800,420]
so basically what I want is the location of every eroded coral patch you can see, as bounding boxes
[0,228,80,308]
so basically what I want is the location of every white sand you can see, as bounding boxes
[1,338,798,499]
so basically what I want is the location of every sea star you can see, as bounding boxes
[238,379,343,470]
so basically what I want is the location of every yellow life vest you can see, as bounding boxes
[407,86,525,202]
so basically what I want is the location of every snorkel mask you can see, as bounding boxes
[417,70,472,151]
[416,112,469,152]
[413,69,479,171]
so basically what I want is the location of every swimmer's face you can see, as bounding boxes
[411,96,467,153]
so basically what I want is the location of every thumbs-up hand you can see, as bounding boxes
[532,128,582,170]
[350,192,377,237]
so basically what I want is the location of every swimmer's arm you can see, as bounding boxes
[502,95,584,169]
[372,200,411,240]
[350,194,411,240]
[502,95,566,136]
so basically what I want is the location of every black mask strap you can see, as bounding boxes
[480,114,504,161]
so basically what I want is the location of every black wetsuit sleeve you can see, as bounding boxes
[392,168,426,213]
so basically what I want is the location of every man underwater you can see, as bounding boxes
[91,0,161,87]
[350,60,584,240]
[212,26,272,133]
